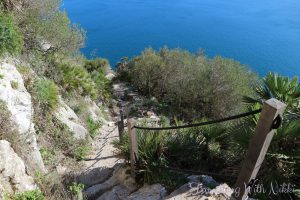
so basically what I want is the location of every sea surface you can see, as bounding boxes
[64,0,300,77]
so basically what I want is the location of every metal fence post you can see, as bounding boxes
[234,98,286,200]
[127,118,138,178]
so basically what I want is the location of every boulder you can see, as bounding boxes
[84,97,108,125]
[126,184,167,200]
[55,97,88,139]
[0,140,37,198]
[105,73,115,80]
[84,164,136,200]
[165,175,233,200]
[0,62,46,173]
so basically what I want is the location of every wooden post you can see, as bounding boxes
[117,110,125,139]
[120,109,124,127]
[127,119,138,178]
[234,98,286,200]
[117,121,123,139]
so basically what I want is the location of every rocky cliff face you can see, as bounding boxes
[55,97,88,139]
[0,61,46,173]
[0,140,37,199]
[0,59,108,198]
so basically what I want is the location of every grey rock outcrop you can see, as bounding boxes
[0,140,37,199]
[165,175,233,200]
[0,62,46,173]
[126,184,167,200]
[84,164,137,200]
[55,97,88,139]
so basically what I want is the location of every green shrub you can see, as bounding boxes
[34,78,59,110]
[10,80,18,89]
[40,148,55,166]
[0,74,4,79]
[116,47,258,120]
[0,13,23,56]
[71,145,91,161]
[59,64,97,100]
[7,189,45,200]
[68,182,85,196]
[84,58,110,73]
[86,116,102,139]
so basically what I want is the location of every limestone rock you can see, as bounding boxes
[105,73,115,80]
[55,97,88,139]
[84,164,136,200]
[126,184,167,200]
[165,175,233,200]
[96,185,133,200]
[84,97,108,125]
[0,140,37,198]
[0,61,46,172]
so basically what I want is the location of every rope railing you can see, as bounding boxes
[133,109,262,130]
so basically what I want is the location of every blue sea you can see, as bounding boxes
[64,0,300,77]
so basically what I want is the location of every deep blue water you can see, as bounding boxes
[64,0,300,77]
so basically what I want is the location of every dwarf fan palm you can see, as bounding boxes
[244,72,300,120]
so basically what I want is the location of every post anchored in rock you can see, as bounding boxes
[117,109,125,139]
[234,98,286,200]
[127,118,138,178]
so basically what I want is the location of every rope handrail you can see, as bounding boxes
[133,109,262,130]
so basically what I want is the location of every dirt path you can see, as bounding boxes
[78,82,133,188]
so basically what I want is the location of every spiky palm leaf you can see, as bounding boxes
[244,72,300,121]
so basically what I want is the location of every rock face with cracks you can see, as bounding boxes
[0,140,37,200]
[55,97,88,139]
[0,61,46,173]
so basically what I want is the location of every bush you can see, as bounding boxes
[116,47,258,120]
[71,145,91,161]
[86,116,102,139]
[10,80,18,89]
[68,182,85,197]
[84,58,110,73]
[0,13,23,56]
[84,58,112,101]
[7,189,45,200]
[40,148,55,166]
[59,64,97,100]
[34,78,59,110]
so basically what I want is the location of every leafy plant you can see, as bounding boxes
[71,145,91,161]
[244,72,300,120]
[86,116,102,139]
[68,182,85,197]
[0,74,4,79]
[40,148,55,166]
[116,47,257,120]
[34,78,59,110]
[0,13,23,56]
[10,80,18,89]
[84,58,110,73]
[7,189,45,200]
[59,64,97,100]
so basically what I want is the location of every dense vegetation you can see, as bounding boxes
[116,47,258,120]
[114,72,300,199]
